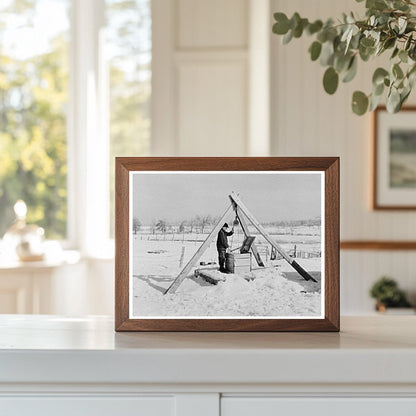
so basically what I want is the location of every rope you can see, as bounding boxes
[230,215,240,250]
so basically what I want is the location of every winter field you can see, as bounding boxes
[131,225,322,318]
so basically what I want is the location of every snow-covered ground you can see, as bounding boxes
[131,238,322,318]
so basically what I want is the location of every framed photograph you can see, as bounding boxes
[115,157,339,331]
[374,106,416,209]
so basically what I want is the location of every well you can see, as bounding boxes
[225,252,251,274]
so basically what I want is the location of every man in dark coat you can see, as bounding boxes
[217,223,234,273]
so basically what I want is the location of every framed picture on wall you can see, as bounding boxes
[115,157,339,332]
[374,106,416,209]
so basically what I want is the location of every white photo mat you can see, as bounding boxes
[128,171,325,320]
[376,108,416,208]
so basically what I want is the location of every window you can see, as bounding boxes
[106,0,151,237]
[0,0,151,251]
[0,0,70,239]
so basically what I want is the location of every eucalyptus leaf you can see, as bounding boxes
[387,87,401,112]
[359,44,375,61]
[317,29,328,43]
[399,49,408,63]
[383,37,396,50]
[372,67,389,85]
[408,70,416,88]
[393,63,404,79]
[360,37,375,48]
[405,34,413,50]
[309,41,322,61]
[393,0,409,11]
[320,41,335,66]
[273,13,290,34]
[373,82,385,95]
[401,87,411,106]
[323,67,339,94]
[391,47,399,59]
[398,17,407,34]
[369,92,383,111]
[352,91,369,115]
[307,20,323,35]
[409,44,416,60]
[334,52,352,72]
[408,63,416,80]
[342,56,358,82]
[366,0,388,11]
[282,29,293,44]
[293,18,308,38]
[290,13,301,30]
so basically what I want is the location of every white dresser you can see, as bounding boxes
[0,315,415,415]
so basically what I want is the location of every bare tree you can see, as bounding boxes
[179,221,186,233]
[189,217,196,233]
[156,219,167,234]
[132,217,141,234]
[196,215,211,233]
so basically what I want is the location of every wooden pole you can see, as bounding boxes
[229,192,317,282]
[164,204,234,294]
[234,205,264,267]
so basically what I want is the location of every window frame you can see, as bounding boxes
[67,0,111,257]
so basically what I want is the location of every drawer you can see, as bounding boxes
[221,397,416,416]
[0,396,175,416]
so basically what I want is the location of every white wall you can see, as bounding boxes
[271,0,416,313]
[152,0,271,156]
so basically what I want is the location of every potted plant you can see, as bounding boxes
[369,276,413,312]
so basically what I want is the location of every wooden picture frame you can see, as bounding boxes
[373,106,416,210]
[115,157,339,332]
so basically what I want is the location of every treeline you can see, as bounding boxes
[132,216,320,234]
[132,215,222,235]
[264,218,321,227]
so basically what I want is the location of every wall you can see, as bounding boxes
[152,0,271,156]
[271,0,416,313]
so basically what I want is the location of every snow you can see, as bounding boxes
[131,238,322,318]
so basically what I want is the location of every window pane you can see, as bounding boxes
[106,0,151,237]
[0,0,70,239]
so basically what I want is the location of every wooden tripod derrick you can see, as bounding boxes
[229,192,317,283]
[233,203,264,267]
[164,204,234,294]
[164,192,317,294]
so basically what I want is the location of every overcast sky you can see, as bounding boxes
[132,172,322,224]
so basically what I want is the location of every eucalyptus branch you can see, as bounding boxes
[272,0,416,114]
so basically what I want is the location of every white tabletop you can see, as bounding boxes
[0,315,415,385]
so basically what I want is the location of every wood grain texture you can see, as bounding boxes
[114,157,340,332]
[325,157,340,331]
[341,241,416,250]
[114,159,130,330]
[373,106,416,210]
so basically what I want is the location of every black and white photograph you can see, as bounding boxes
[129,171,324,319]
[374,107,416,209]
[390,129,416,189]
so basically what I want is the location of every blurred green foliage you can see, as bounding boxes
[0,0,151,239]
[0,1,69,238]
[370,276,411,307]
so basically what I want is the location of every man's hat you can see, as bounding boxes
[223,223,229,228]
